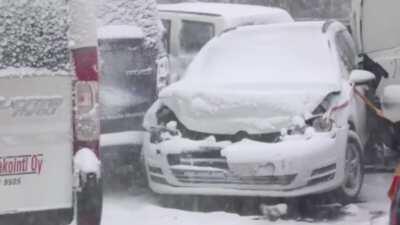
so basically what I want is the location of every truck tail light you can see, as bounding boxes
[75,81,99,141]
[72,47,100,157]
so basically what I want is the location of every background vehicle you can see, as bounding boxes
[351,0,400,167]
[98,25,157,188]
[142,21,374,201]
[99,25,157,135]
[97,0,168,189]
[0,0,102,224]
[158,2,294,79]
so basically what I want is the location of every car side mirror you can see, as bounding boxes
[349,70,375,85]
[382,85,400,123]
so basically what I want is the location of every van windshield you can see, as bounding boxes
[180,20,215,54]
[0,0,70,73]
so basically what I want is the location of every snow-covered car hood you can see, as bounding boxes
[159,81,340,134]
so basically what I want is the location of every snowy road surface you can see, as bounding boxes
[100,173,391,225]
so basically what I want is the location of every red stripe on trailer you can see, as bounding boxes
[72,47,99,81]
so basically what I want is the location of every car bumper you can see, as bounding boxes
[145,127,348,197]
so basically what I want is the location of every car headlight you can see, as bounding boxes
[150,123,179,144]
[312,117,333,132]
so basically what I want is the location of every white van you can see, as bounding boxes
[0,0,101,224]
[352,0,400,88]
[158,2,294,78]
[351,0,400,163]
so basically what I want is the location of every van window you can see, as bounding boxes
[335,31,356,72]
[161,19,171,53]
[179,20,214,54]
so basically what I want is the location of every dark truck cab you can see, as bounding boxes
[98,25,157,134]
[98,25,158,187]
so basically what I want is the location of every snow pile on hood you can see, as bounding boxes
[158,22,341,134]
[156,136,231,155]
[98,0,164,54]
[98,25,144,40]
[0,0,70,72]
[160,83,335,134]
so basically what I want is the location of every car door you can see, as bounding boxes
[335,29,369,144]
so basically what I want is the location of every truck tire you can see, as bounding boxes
[77,174,103,225]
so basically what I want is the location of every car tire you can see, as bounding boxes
[77,174,103,225]
[334,132,364,203]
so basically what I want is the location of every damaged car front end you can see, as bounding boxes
[142,22,367,198]
[143,90,354,197]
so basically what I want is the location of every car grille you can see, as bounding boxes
[178,124,281,143]
[171,168,296,186]
[167,149,296,186]
[167,148,228,169]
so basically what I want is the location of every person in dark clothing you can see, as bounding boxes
[360,53,389,91]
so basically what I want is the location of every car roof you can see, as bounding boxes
[224,20,345,39]
[158,2,293,27]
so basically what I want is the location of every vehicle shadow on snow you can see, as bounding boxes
[154,193,360,222]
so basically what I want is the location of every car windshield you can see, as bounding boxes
[0,0,70,73]
[185,23,340,87]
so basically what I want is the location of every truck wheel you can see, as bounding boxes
[335,135,364,203]
[77,174,103,225]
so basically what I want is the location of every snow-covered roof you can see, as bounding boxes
[98,25,144,40]
[158,2,293,28]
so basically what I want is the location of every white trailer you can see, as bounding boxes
[0,0,102,224]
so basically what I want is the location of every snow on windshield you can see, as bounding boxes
[0,0,70,73]
[184,22,340,87]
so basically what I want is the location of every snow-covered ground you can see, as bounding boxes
[100,173,391,225]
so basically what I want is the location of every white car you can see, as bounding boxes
[143,21,376,201]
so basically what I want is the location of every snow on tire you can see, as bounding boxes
[335,132,364,203]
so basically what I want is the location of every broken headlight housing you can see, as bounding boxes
[150,106,180,143]
[150,124,179,144]
[311,116,333,132]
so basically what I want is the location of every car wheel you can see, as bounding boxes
[77,174,103,225]
[335,135,364,203]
